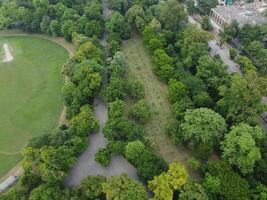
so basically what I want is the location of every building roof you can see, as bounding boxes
[212,3,267,26]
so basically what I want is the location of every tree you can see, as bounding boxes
[108,100,124,119]
[126,5,145,32]
[106,11,131,40]
[152,49,174,80]
[130,99,151,123]
[29,184,64,200]
[186,0,197,15]
[103,117,144,142]
[148,162,188,200]
[102,173,148,200]
[108,51,128,77]
[176,25,212,71]
[74,41,102,63]
[229,48,237,60]
[95,148,111,167]
[219,20,239,44]
[70,105,99,137]
[217,70,267,125]
[125,140,145,162]
[221,123,263,174]
[103,77,126,103]
[179,181,209,200]
[39,146,76,183]
[79,175,106,200]
[158,0,187,31]
[181,108,227,158]
[197,0,218,15]
[243,41,267,74]
[203,161,250,200]
[168,79,188,104]
[201,16,213,31]
[126,79,145,100]
[196,55,229,99]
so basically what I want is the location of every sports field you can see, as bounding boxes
[0,36,68,176]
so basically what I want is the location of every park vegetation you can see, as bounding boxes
[0,0,267,199]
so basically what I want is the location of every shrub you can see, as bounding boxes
[229,48,237,59]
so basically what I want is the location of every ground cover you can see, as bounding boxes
[122,35,194,170]
[0,36,69,176]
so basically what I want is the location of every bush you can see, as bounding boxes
[187,158,200,170]
[126,79,145,100]
[95,148,111,167]
[130,100,151,123]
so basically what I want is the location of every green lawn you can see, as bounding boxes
[122,35,194,171]
[0,36,68,176]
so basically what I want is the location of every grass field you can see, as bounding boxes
[0,36,69,176]
[122,35,194,171]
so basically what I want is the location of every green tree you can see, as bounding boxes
[125,140,145,162]
[39,146,76,183]
[179,181,209,200]
[203,161,250,200]
[103,77,126,103]
[126,5,145,32]
[217,70,267,125]
[79,175,106,200]
[186,0,197,15]
[95,148,111,167]
[197,0,218,15]
[176,25,212,70]
[168,79,188,104]
[181,108,227,157]
[221,123,263,174]
[152,49,174,80]
[106,11,131,40]
[29,184,64,200]
[159,0,187,31]
[70,105,99,137]
[74,41,102,63]
[130,99,151,123]
[148,162,188,200]
[201,16,213,31]
[108,100,125,119]
[102,173,148,200]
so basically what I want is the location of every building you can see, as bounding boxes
[210,2,267,30]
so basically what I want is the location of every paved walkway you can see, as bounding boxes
[64,0,140,187]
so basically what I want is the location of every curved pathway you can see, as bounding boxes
[64,0,139,187]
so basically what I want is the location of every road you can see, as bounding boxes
[64,0,140,187]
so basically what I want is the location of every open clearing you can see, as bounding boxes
[0,36,68,176]
[122,35,194,171]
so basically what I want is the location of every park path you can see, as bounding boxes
[64,0,139,187]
